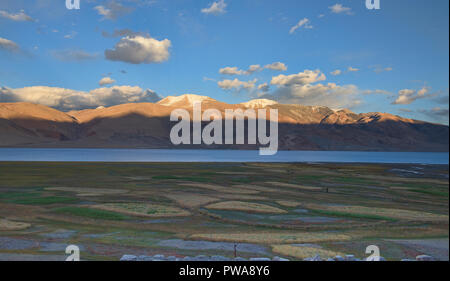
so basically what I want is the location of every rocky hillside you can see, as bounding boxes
[0,96,448,151]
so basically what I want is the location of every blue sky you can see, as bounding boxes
[0,0,448,124]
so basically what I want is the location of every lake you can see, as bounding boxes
[0,148,448,164]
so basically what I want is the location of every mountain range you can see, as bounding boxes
[0,94,448,151]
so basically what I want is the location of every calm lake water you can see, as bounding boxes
[0,148,448,164]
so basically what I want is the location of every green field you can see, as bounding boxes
[0,162,448,261]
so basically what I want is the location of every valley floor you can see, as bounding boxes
[0,162,448,261]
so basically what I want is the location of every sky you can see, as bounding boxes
[0,0,448,124]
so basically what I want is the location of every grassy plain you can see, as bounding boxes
[0,162,448,260]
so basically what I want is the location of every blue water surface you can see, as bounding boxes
[0,148,448,164]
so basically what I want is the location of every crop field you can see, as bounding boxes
[0,162,448,261]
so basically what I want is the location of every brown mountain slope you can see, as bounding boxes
[0,103,78,146]
[0,99,448,151]
[69,103,176,147]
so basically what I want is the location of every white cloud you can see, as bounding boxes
[220,63,285,75]
[330,69,342,76]
[0,85,162,111]
[417,87,428,96]
[0,37,20,52]
[219,66,245,75]
[95,6,113,19]
[263,82,361,109]
[393,89,416,105]
[392,87,430,105]
[89,86,153,105]
[271,70,326,86]
[289,18,313,34]
[260,68,361,109]
[247,64,263,74]
[218,78,257,91]
[94,2,134,20]
[347,66,359,72]
[329,3,353,15]
[105,35,171,64]
[142,89,162,103]
[0,10,34,22]
[258,83,270,93]
[265,62,287,71]
[201,0,227,15]
[99,77,116,86]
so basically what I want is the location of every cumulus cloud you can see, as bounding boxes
[329,3,353,15]
[263,82,360,109]
[289,18,313,34]
[218,78,257,91]
[95,6,115,20]
[0,10,34,21]
[330,69,342,76]
[0,85,162,111]
[258,83,270,93]
[220,63,285,76]
[265,62,287,71]
[218,68,360,109]
[89,86,155,105]
[219,66,245,75]
[105,35,171,64]
[247,64,263,74]
[347,66,359,72]
[142,89,163,103]
[392,89,416,105]
[0,37,20,53]
[271,70,326,86]
[94,1,134,20]
[201,0,227,15]
[51,49,98,62]
[99,77,116,86]
[254,68,361,109]
[392,87,430,105]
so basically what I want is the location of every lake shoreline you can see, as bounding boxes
[0,148,448,164]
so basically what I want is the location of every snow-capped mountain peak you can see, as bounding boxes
[240,99,279,108]
[157,94,216,107]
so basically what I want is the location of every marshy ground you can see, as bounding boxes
[0,162,448,261]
